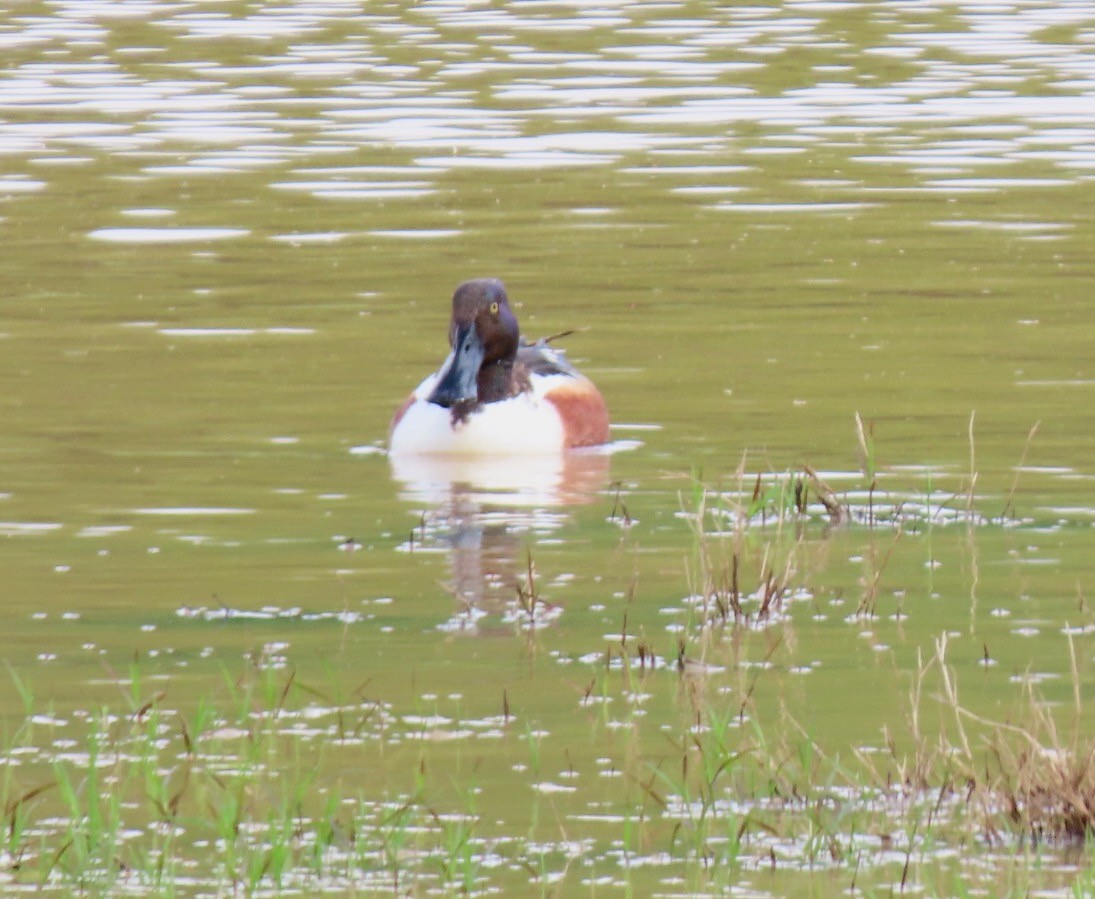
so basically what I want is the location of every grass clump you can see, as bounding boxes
[893,634,1095,845]
[641,632,1095,895]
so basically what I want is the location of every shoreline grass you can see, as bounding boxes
[2,611,1092,895]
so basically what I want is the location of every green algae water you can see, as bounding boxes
[2,2,1095,894]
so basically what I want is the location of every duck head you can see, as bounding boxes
[428,279,520,409]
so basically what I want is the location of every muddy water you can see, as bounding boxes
[2,1,1095,894]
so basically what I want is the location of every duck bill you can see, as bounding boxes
[427,322,484,408]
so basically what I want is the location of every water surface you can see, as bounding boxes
[2,1,1095,894]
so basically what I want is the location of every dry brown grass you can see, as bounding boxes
[868,633,1095,845]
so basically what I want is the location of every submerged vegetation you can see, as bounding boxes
[2,419,1093,895]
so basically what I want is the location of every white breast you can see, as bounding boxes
[389,373,572,456]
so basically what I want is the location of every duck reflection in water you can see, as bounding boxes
[389,451,611,633]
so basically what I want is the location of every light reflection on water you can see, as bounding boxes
[4,2,1095,191]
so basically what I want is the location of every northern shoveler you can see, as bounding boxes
[389,279,610,455]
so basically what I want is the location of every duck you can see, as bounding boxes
[389,279,610,455]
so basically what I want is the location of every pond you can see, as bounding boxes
[2,1,1095,894]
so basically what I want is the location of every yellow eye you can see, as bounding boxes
[489,301,499,315]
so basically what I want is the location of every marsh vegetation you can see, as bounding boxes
[3,421,1094,895]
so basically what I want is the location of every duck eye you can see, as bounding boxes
[489,301,499,315]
